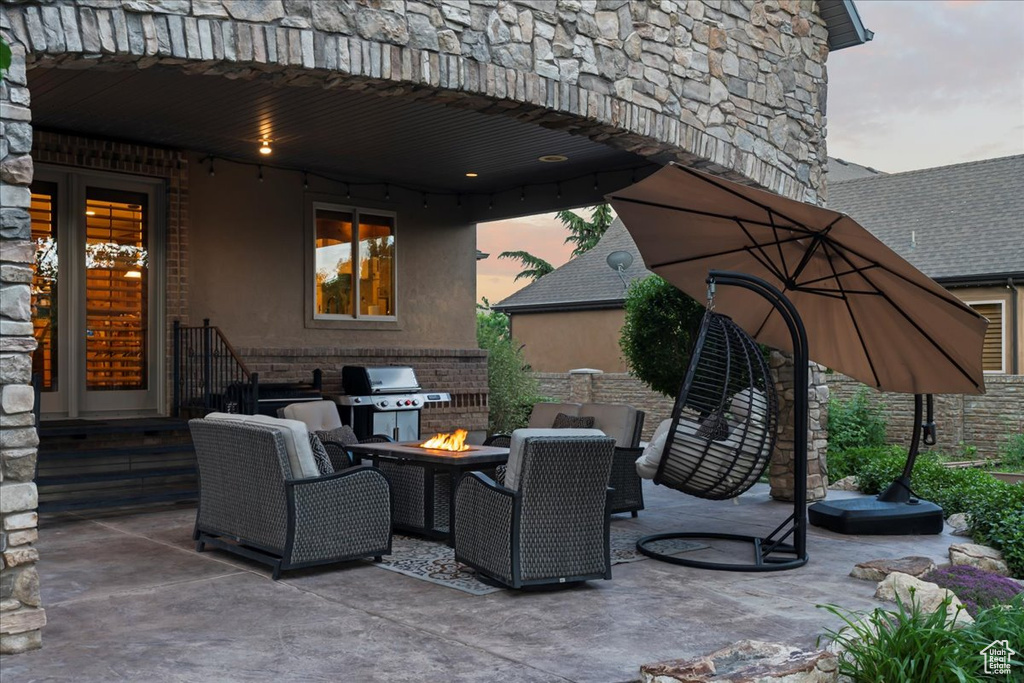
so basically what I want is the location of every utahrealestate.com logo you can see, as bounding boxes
[981,640,1018,676]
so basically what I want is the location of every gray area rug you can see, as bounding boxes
[375,526,707,595]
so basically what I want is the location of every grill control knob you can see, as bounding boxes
[380,400,389,407]
[411,399,419,406]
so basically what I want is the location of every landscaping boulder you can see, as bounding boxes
[828,476,858,491]
[850,556,936,582]
[874,572,974,628]
[946,513,972,537]
[949,543,1009,576]
[640,640,838,682]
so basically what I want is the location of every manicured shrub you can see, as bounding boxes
[619,275,706,397]
[825,445,903,484]
[827,389,888,456]
[922,565,1024,617]
[998,431,1024,471]
[849,446,914,494]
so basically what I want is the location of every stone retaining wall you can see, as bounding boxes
[3,0,831,202]
[827,374,1024,460]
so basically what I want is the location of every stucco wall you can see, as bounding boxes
[511,308,626,372]
[187,153,478,349]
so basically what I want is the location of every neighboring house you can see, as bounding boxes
[494,218,648,372]
[828,155,1024,374]
[0,0,870,652]
[496,156,1024,375]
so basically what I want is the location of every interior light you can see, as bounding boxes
[85,210,96,216]
[124,270,142,279]
[465,172,478,178]
[538,155,568,163]
[259,139,272,155]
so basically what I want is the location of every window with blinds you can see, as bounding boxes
[969,302,1005,373]
[30,182,59,391]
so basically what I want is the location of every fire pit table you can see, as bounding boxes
[348,442,509,545]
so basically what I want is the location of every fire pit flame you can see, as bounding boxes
[420,429,470,452]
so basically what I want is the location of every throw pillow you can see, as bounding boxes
[695,412,730,442]
[308,433,335,475]
[551,412,596,429]
[315,425,359,447]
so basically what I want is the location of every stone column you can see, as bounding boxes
[0,34,46,654]
[768,351,829,502]
[568,368,602,404]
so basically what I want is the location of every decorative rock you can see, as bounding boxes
[311,1,350,33]
[2,548,39,568]
[947,512,972,537]
[2,448,36,483]
[874,572,974,628]
[0,156,33,186]
[949,543,1010,576]
[640,640,838,682]
[1,384,35,414]
[0,607,46,635]
[0,628,42,654]
[3,512,37,532]
[828,475,858,491]
[851,556,936,582]
[12,567,41,606]
[223,0,286,23]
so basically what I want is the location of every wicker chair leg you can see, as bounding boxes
[374,555,383,562]
[195,541,205,552]
[631,511,638,518]
[271,563,283,580]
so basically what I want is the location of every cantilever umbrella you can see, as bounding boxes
[608,163,988,396]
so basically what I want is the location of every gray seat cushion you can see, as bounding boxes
[528,402,582,429]
[505,428,606,491]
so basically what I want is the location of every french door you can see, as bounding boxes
[30,167,164,418]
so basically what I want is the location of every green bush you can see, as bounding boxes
[619,275,706,397]
[825,445,903,484]
[819,592,1024,682]
[998,431,1024,471]
[476,307,541,435]
[818,593,978,682]
[827,389,888,456]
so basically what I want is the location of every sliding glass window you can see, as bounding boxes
[313,205,396,320]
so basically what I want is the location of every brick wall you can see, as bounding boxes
[237,346,489,435]
[827,374,1024,459]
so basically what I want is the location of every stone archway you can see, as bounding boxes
[0,0,834,652]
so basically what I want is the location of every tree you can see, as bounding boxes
[476,302,540,433]
[496,251,554,283]
[618,275,706,397]
[0,36,11,81]
[497,203,614,283]
[556,204,614,257]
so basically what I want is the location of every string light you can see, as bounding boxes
[198,152,648,210]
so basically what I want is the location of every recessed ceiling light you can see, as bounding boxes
[465,172,479,178]
[259,139,273,155]
[538,155,568,163]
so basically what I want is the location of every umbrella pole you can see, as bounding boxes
[878,394,936,503]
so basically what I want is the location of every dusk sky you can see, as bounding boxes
[476,0,1024,305]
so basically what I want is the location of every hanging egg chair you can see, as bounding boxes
[637,273,809,572]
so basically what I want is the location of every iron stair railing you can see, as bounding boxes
[172,319,257,417]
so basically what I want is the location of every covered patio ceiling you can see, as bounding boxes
[28,63,659,200]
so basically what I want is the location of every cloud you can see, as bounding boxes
[827,0,1024,170]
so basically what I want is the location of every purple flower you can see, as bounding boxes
[922,565,1023,617]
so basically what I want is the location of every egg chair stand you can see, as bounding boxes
[637,271,809,572]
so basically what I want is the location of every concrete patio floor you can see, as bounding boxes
[5,482,958,682]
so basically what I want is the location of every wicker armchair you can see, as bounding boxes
[189,418,392,579]
[487,405,646,516]
[454,433,616,589]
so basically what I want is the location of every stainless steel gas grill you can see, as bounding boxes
[333,366,450,441]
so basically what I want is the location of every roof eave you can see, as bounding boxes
[935,272,1024,287]
[493,299,626,314]
[821,0,874,52]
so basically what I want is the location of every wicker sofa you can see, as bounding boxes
[189,414,392,579]
[454,431,616,588]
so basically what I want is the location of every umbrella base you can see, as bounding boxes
[808,497,944,535]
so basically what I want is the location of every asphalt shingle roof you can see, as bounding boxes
[827,157,885,182]
[493,218,651,312]
[496,156,1024,311]
[827,155,1024,281]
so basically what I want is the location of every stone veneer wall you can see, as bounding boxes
[536,360,830,502]
[827,374,1024,460]
[0,40,45,654]
[3,0,831,202]
[237,346,490,435]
